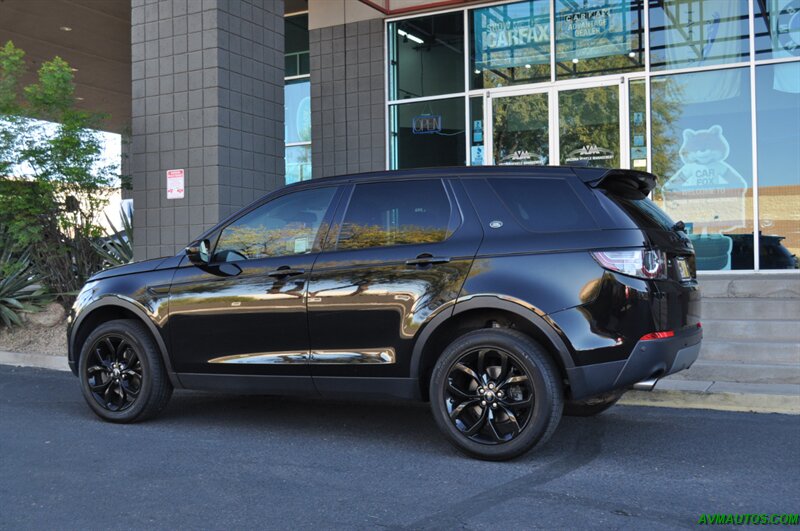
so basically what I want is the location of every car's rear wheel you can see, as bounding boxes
[563,390,625,417]
[78,319,172,423]
[429,329,563,461]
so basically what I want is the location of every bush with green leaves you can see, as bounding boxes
[0,227,50,327]
[0,40,118,304]
[91,208,134,267]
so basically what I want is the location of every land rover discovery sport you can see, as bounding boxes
[68,166,702,460]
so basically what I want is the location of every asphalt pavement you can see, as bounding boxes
[1,365,798,530]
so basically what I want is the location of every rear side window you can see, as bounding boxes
[610,195,676,231]
[488,178,597,232]
[337,180,451,250]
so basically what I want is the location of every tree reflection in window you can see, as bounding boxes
[214,187,336,261]
[336,180,452,251]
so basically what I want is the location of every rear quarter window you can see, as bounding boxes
[608,194,676,231]
[488,177,597,232]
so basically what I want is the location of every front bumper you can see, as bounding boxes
[565,325,702,400]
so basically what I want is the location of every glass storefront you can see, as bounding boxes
[389,97,466,169]
[385,0,800,271]
[755,62,800,269]
[555,0,644,78]
[285,12,311,185]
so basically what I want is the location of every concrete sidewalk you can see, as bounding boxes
[621,378,800,415]
[2,349,797,415]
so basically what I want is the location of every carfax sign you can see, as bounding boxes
[473,0,631,71]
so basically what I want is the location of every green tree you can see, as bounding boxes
[0,41,117,303]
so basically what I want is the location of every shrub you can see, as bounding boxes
[0,227,50,327]
[0,41,117,304]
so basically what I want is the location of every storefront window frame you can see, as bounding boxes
[383,0,800,272]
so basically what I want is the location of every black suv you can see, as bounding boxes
[68,166,702,460]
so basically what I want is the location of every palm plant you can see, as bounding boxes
[0,228,50,327]
[91,208,134,267]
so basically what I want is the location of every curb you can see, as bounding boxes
[0,351,70,372]
[620,379,800,415]
[1,350,798,414]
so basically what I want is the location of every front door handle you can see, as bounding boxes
[267,266,305,278]
[406,254,451,266]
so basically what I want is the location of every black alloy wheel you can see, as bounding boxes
[445,347,534,444]
[430,328,563,461]
[78,319,172,423]
[85,333,143,412]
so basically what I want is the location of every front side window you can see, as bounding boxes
[214,187,337,261]
[336,180,452,250]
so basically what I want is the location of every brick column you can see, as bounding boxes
[131,0,285,259]
[310,18,385,178]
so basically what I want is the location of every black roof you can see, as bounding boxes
[287,165,598,187]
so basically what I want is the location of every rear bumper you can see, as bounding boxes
[565,325,702,400]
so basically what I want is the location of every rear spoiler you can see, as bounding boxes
[571,168,657,199]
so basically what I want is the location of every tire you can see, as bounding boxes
[563,390,624,417]
[78,319,172,423]
[429,328,563,461]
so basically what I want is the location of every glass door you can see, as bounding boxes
[489,90,551,166]
[487,79,629,169]
[557,84,622,168]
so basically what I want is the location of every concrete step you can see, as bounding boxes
[700,318,800,343]
[670,359,800,385]
[699,340,800,365]
[698,274,800,298]
[700,297,800,320]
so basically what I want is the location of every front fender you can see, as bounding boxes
[67,294,180,388]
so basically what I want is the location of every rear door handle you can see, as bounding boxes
[267,266,305,278]
[406,254,451,266]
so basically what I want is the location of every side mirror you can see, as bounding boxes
[185,239,210,266]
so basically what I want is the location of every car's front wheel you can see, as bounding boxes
[78,319,172,423]
[429,329,563,461]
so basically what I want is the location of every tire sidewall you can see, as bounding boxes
[430,330,561,460]
[78,320,155,422]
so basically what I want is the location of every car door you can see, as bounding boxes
[167,185,341,387]
[307,178,482,395]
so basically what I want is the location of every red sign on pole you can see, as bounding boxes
[166,169,184,199]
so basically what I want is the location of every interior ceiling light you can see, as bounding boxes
[397,28,423,44]
[474,69,481,74]
[572,58,579,64]
[628,51,636,58]
[524,64,532,69]
[60,26,72,31]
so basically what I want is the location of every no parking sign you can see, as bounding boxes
[166,169,184,199]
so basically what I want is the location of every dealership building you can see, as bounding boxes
[1,0,798,385]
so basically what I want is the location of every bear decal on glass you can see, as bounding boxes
[661,125,747,235]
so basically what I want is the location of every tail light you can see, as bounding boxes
[640,330,675,341]
[591,249,666,279]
